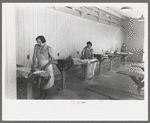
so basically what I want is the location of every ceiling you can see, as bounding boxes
[102,3,147,19]
[16,3,147,19]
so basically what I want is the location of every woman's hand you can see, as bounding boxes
[41,67,46,71]
[31,64,36,71]
[31,64,36,69]
[41,66,47,71]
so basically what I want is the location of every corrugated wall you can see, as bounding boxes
[3,5,16,99]
[16,6,124,73]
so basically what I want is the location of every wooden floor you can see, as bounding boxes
[17,62,144,100]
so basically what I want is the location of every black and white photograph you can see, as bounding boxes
[2,2,148,121]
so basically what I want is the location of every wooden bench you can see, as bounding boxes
[116,67,144,94]
[131,63,144,71]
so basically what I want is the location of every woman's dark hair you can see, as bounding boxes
[36,36,46,43]
[86,41,92,46]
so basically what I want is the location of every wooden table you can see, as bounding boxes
[95,52,133,72]
[54,59,74,91]
[107,53,117,71]
[116,52,133,67]
[116,67,144,94]
[17,66,34,99]
[55,58,98,91]
[131,63,144,71]
[94,54,109,75]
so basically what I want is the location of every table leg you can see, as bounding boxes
[138,82,144,93]
[110,59,112,71]
[81,65,86,81]
[118,56,121,67]
[56,64,72,91]
[99,62,102,75]
[61,65,66,90]
[83,65,87,81]
[26,73,34,99]
[109,56,116,71]
[56,64,65,91]
[27,81,32,99]
[130,76,144,94]
[125,56,128,65]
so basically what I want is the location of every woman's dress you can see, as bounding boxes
[35,44,54,90]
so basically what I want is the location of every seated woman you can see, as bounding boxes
[81,41,94,59]
[121,43,127,64]
[31,35,54,99]
[80,41,96,80]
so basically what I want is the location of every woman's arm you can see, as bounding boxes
[81,47,86,59]
[41,47,54,71]
[121,46,124,52]
[91,48,94,59]
[125,46,127,52]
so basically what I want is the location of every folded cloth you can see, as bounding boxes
[72,58,98,65]
[33,70,45,74]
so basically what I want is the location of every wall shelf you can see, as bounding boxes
[49,6,123,28]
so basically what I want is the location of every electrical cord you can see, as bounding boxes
[25,59,29,66]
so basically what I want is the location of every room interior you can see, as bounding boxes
[2,3,147,100]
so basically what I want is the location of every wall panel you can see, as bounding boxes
[16,6,124,74]
[24,7,29,66]
[4,6,16,99]
[16,7,19,64]
[28,7,34,66]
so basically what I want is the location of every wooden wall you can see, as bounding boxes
[3,5,16,99]
[16,6,125,72]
